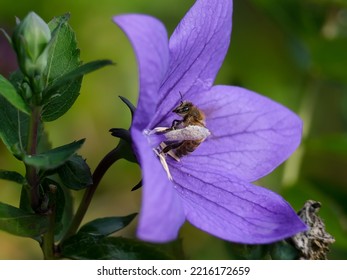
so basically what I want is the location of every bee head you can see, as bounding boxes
[173,101,193,117]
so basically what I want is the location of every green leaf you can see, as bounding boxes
[43,60,113,101]
[36,127,53,155]
[0,95,30,156]
[0,201,49,237]
[19,185,32,213]
[57,154,92,190]
[59,186,74,240]
[51,184,74,241]
[0,170,25,184]
[23,139,85,170]
[62,235,171,260]
[78,213,137,237]
[0,74,30,114]
[41,14,81,122]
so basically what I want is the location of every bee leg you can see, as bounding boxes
[160,142,183,162]
[162,141,184,154]
[170,119,183,130]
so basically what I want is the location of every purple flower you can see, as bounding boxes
[113,0,306,244]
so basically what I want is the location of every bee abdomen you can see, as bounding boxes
[174,140,201,158]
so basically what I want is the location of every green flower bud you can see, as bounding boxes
[12,12,51,78]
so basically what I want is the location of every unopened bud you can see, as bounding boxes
[12,12,51,77]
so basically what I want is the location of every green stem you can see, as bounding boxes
[25,106,41,211]
[59,146,123,244]
[42,207,56,260]
[282,78,320,186]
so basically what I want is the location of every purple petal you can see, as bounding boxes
[113,15,170,130]
[132,129,186,242]
[170,166,307,244]
[178,85,303,182]
[150,0,233,127]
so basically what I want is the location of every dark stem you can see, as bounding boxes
[59,145,123,244]
[25,106,41,211]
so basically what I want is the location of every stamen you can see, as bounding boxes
[153,147,173,181]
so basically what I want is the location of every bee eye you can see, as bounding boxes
[173,101,191,114]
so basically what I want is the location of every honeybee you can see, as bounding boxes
[150,100,210,180]
[160,101,209,159]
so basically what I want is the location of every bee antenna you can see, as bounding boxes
[179,91,183,101]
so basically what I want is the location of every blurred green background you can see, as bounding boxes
[1,0,347,259]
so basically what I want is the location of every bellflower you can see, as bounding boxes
[113,0,306,244]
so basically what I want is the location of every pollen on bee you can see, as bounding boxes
[146,125,210,140]
[164,125,210,141]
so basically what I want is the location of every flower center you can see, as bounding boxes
[147,125,210,180]
[146,100,210,180]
